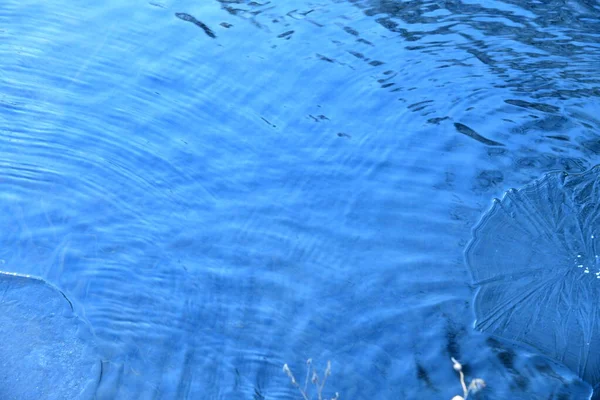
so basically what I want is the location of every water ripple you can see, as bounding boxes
[1,0,599,398]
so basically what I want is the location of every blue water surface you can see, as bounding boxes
[1,0,599,398]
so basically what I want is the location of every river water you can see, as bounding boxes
[1,0,599,398]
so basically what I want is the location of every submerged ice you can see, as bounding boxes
[0,272,100,399]
[466,166,600,395]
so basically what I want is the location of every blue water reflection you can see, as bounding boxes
[0,0,599,398]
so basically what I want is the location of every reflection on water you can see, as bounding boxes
[0,0,599,398]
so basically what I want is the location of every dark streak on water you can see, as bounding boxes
[175,12,216,38]
[454,122,505,147]
[416,361,437,391]
[316,53,335,63]
[505,99,561,113]
[277,30,294,39]
[260,116,276,128]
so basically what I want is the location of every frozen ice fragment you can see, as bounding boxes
[0,272,100,399]
[465,166,600,396]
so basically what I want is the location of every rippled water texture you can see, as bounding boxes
[0,0,599,398]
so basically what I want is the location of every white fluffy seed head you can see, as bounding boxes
[468,378,486,393]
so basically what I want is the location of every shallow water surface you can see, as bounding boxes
[1,0,599,398]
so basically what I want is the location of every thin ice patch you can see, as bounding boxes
[465,166,600,396]
[0,272,100,399]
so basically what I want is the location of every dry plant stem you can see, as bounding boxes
[458,369,467,397]
[283,364,310,400]
[284,359,338,400]
[451,357,468,399]
[311,370,321,400]
[318,361,331,399]
[296,380,310,400]
[304,359,312,394]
